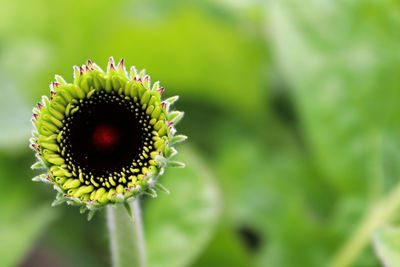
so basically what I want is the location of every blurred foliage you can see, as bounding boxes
[374,226,400,266]
[1,0,400,266]
[144,146,220,267]
[0,153,56,267]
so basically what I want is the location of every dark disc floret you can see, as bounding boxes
[61,91,154,184]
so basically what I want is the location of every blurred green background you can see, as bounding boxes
[2,0,400,266]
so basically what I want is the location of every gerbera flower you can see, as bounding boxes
[30,57,186,219]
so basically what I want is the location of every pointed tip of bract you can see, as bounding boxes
[107,57,116,73]
[166,146,177,158]
[80,205,87,214]
[155,182,170,194]
[31,161,44,169]
[123,201,134,221]
[73,66,80,80]
[37,102,44,112]
[143,75,150,89]
[169,111,184,124]
[128,66,137,80]
[152,81,160,92]
[169,161,185,168]
[161,101,167,110]
[87,59,93,68]
[87,209,96,221]
[51,194,67,207]
[138,69,146,80]
[172,135,188,144]
[50,82,61,93]
[145,188,158,198]
[157,87,165,97]
[165,95,179,105]
[54,75,66,85]
[117,58,128,76]
[90,61,104,72]
[117,58,124,70]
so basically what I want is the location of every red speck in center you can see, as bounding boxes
[92,124,119,149]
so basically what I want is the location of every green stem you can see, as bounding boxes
[329,182,400,267]
[107,198,147,267]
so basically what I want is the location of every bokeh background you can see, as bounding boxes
[1,0,400,266]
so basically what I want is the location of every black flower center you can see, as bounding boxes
[59,90,154,187]
[69,100,143,174]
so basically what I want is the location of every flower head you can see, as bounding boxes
[30,58,186,219]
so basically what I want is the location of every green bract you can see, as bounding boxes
[30,58,186,219]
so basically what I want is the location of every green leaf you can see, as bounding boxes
[269,0,382,195]
[269,2,400,265]
[144,145,221,267]
[102,6,267,117]
[374,226,400,266]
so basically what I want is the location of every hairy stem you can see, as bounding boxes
[107,198,146,267]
